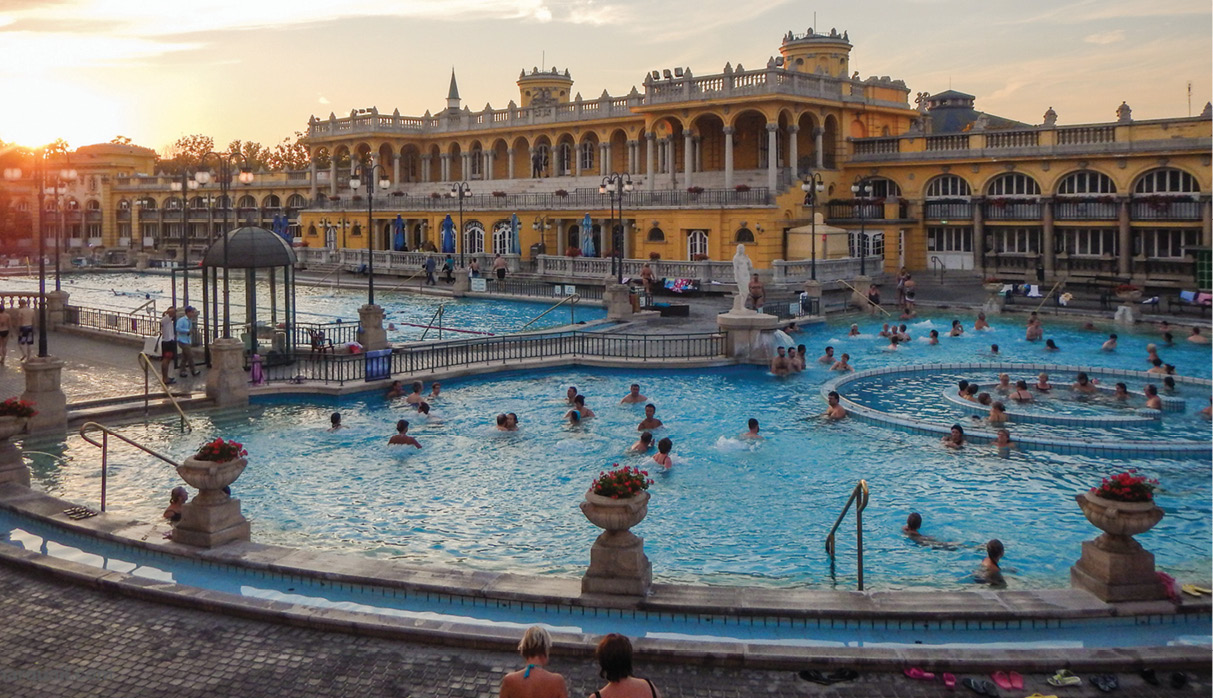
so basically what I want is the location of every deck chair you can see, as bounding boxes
[309,329,335,355]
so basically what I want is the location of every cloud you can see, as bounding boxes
[1084,29,1125,45]
[318,96,330,105]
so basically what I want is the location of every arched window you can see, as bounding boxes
[262,194,281,208]
[1057,171,1116,195]
[492,220,513,255]
[556,143,573,176]
[237,195,257,208]
[687,229,709,259]
[85,199,101,211]
[307,224,317,238]
[863,177,902,199]
[118,199,131,211]
[735,227,755,243]
[1133,168,1199,195]
[925,175,972,198]
[44,200,56,212]
[287,194,307,208]
[464,220,486,254]
[986,173,1040,197]
[189,196,207,209]
[647,227,665,242]
[141,198,157,211]
[66,198,80,211]
[579,142,595,171]
[470,148,483,178]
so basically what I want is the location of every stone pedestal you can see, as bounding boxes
[603,282,635,321]
[135,253,150,271]
[45,290,69,329]
[717,311,780,364]
[172,457,250,548]
[451,269,471,297]
[1070,493,1166,602]
[1114,292,1141,326]
[21,356,67,435]
[0,418,30,487]
[982,283,1007,316]
[205,338,249,407]
[357,304,388,351]
[581,491,652,597]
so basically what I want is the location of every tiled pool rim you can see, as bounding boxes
[824,362,1213,457]
[0,484,1209,672]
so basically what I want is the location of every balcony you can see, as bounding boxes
[923,200,973,220]
[983,199,1041,221]
[1054,198,1118,221]
[1130,198,1202,221]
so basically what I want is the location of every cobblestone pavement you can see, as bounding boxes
[0,564,1208,698]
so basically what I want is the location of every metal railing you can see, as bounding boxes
[137,352,192,431]
[419,304,445,341]
[482,277,604,301]
[835,278,890,316]
[517,294,580,332]
[930,255,946,284]
[64,303,160,337]
[78,421,181,512]
[825,479,870,591]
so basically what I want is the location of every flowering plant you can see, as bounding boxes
[554,189,569,197]
[0,398,36,418]
[391,191,405,197]
[492,191,507,198]
[733,184,751,192]
[430,192,442,199]
[591,464,653,499]
[687,186,704,194]
[1114,284,1140,294]
[194,438,248,463]
[1090,470,1157,503]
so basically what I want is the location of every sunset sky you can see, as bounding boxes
[1,0,1209,155]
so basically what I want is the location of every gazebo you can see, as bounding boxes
[201,226,298,361]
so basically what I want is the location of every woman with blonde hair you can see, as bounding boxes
[499,626,567,698]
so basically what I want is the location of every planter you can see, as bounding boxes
[177,456,247,505]
[580,489,652,596]
[1077,491,1163,542]
[0,416,29,487]
[0,415,28,442]
[1071,491,1166,602]
[581,489,649,531]
[173,456,250,547]
[1115,290,1143,303]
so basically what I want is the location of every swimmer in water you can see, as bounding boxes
[1035,373,1052,392]
[620,383,647,405]
[770,346,792,377]
[974,312,990,330]
[495,413,511,431]
[637,403,663,431]
[740,418,763,439]
[903,512,924,539]
[886,335,901,351]
[653,437,673,469]
[949,319,964,337]
[1101,333,1118,352]
[994,428,1015,451]
[976,392,992,407]
[630,431,654,453]
[1113,382,1130,401]
[1045,338,1059,352]
[327,412,344,432]
[1010,380,1033,402]
[988,401,1008,424]
[567,409,582,426]
[1146,343,1160,364]
[830,353,853,372]
[878,323,892,338]
[506,412,519,429]
[977,539,1005,587]
[1144,384,1162,410]
[566,386,578,404]
[995,374,1012,394]
[942,423,965,449]
[1147,358,1167,375]
[896,324,911,342]
[570,394,595,418]
[405,381,425,405]
[825,391,847,419]
[795,345,808,371]
[1025,313,1043,342]
[989,343,999,356]
[1163,332,1174,346]
[1072,372,1098,394]
[388,419,422,448]
[957,379,970,399]
[1162,376,1176,393]
[927,329,939,345]
[848,323,860,337]
[1188,327,1209,344]
[385,380,405,399]
[429,382,442,399]
[416,401,432,419]
[818,346,835,364]
[964,384,980,402]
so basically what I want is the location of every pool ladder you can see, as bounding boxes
[78,421,181,513]
[825,479,870,590]
[516,293,581,332]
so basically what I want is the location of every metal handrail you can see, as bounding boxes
[78,421,181,512]
[385,268,424,293]
[930,255,946,284]
[824,479,870,590]
[835,278,891,316]
[137,352,192,431]
[419,304,445,341]
[129,298,158,316]
[516,293,581,332]
[1034,279,1066,313]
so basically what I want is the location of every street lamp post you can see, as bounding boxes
[801,172,825,281]
[531,215,552,256]
[195,153,253,339]
[169,171,200,311]
[599,173,633,283]
[349,163,391,306]
[448,181,472,269]
[852,177,873,276]
[50,168,76,292]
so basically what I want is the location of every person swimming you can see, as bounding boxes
[830,353,852,372]
[741,418,763,439]
[995,373,1012,394]
[1010,380,1033,402]
[976,539,1006,587]
[1045,338,1059,351]
[927,329,939,345]
[989,343,999,356]
[957,379,970,398]
[1101,333,1118,352]
[903,512,923,539]
[388,419,422,448]
[942,423,965,449]
[567,409,582,426]
[1144,384,1162,410]
[988,401,1008,424]
[994,428,1015,451]
[1113,382,1130,401]
[653,437,673,469]
[974,312,990,330]
[818,346,835,364]
[848,324,860,337]
[976,392,992,407]
[566,385,579,404]
[506,412,519,429]
[495,413,511,431]
[571,395,596,419]
[629,431,654,453]
[1072,372,1098,394]
[620,383,647,404]
[949,319,964,337]
[385,380,405,399]
[825,391,847,419]
[637,403,663,431]
[405,381,425,405]
[1035,373,1052,392]
[327,412,344,431]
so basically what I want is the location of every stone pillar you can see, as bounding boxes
[1070,494,1166,602]
[627,140,637,173]
[722,126,735,189]
[461,153,471,180]
[814,126,824,170]
[45,290,68,329]
[440,154,450,182]
[451,267,471,297]
[802,279,823,317]
[683,131,694,188]
[421,155,430,182]
[574,146,582,178]
[1202,198,1212,247]
[667,139,677,189]
[601,143,610,175]
[716,310,780,364]
[851,274,873,313]
[507,148,515,180]
[765,123,778,193]
[973,199,986,275]
[329,161,338,196]
[392,153,401,186]
[205,338,249,408]
[788,124,799,179]
[603,281,635,321]
[135,252,150,270]
[22,356,67,434]
[1042,197,1056,279]
[645,134,656,191]
[1117,196,1132,276]
[357,303,388,351]
[309,158,318,201]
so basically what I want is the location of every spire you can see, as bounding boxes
[446,68,461,111]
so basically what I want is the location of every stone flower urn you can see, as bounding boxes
[0,415,30,487]
[580,490,652,596]
[1071,492,1166,602]
[172,456,250,548]
[1115,289,1143,303]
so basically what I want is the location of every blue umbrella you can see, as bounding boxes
[393,215,405,251]
[441,215,456,253]
[509,214,521,255]
[580,213,595,257]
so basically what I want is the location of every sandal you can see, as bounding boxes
[1047,669,1081,687]
[1090,674,1119,693]
[943,673,957,689]
[905,668,936,680]
[1140,668,1159,686]
[826,668,858,683]
[962,677,997,696]
[797,670,832,685]
[991,672,1012,690]
[1009,672,1023,690]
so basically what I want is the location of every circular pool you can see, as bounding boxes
[24,313,1212,590]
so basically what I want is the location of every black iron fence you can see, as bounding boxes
[64,304,159,337]
[262,331,727,385]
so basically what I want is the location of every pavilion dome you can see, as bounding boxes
[202,226,297,269]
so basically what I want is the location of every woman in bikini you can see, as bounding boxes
[499,626,567,698]
[591,633,658,698]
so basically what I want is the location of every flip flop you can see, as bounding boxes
[1181,584,1203,596]
[991,672,1012,690]
[962,677,997,696]
[827,668,858,683]
[1140,668,1159,686]
[1193,585,1213,594]
[943,673,957,689]
[1090,674,1119,693]
[1170,672,1188,689]
[797,670,832,685]
[1047,669,1081,687]
[1009,672,1024,690]
[905,667,936,680]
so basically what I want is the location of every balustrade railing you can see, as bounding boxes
[985,130,1039,149]
[1056,125,1115,145]
[771,257,873,283]
[1130,199,1202,221]
[923,200,973,220]
[313,187,772,212]
[926,135,970,151]
[983,200,1042,220]
[1054,199,1119,220]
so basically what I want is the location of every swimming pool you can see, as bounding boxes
[25,313,1211,591]
[3,271,605,339]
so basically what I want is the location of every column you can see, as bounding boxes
[766,123,778,193]
[440,154,450,182]
[973,199,986,275]
[392,153,401,185]
[422,155,431,182]
[485,152,493,181]
[627,140,637,174]
[814,126,824,169]
[329,161,338,196]
[667,139,677,189]
[1117,196,1131,276]
[1041,197,1055,278]
[528,147,537,178]
[788,124,799,179]
[508,148,515,180]
[645,134,656,191]
[1202,199,1212,247]
[574,146,582,178]
[461,153,471,180]
[723,126,735,189]
[683,131,694,188]
[309,158,318,201]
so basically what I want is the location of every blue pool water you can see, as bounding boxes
[2,510,1208,649]
[24,313,1212,590]
[3,271,605,339]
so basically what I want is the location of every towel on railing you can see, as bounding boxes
[1026,285,1043,298]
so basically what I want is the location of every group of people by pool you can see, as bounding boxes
[499,627,658,698]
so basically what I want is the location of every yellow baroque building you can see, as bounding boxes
[3,27,1210,290]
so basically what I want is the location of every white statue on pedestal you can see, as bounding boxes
[731,244,754,314]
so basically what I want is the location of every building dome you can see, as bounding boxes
[202,226,297,269]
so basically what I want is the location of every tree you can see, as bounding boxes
[266,131,311,171]
[159,134,214,174]
[110,135,132,145]
[225,140,269,172]
[45,138,70,156]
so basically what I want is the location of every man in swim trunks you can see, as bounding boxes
[741,418,762,439]
[388,419,422,448]
[637,403,663,431]
[566,386,578,404]
[1143,384,1162,410]
[620,383,647,404]
[640,263,655,294]
[405,381,425,405]
[14,298,33,362]
[747,274,765,312]
[818,346,835,364]
[1188,327,1208,344]
[830,353,852,372]
[825,391,847,419]
[629,431,654,453]
[1072,372,1098,394]
[974,312,990,330]
[1101,333,1118,352]
[769,346,791,377]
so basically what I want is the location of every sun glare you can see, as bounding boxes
[0,77,129,149]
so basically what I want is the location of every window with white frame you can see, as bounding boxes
[492,221,513,255]
[848,230,885,258]
[556,143,573,176]
[1061,228,1116,256]
[986,173,1041,197]
[287,194,307,208]
[925,175,972,198]
[1057,171,1116,195]
[865,177,902,199]
[470,149,483,178]
[464,220,486,254]
[1133,168,1198,195]
[867,231,885,259]
[991,226,1041,254]
[927,227,973,252]
[687,229,708,258]
[17,201,29,212]
[579,142,595,171]
[1138,228,1199,258]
